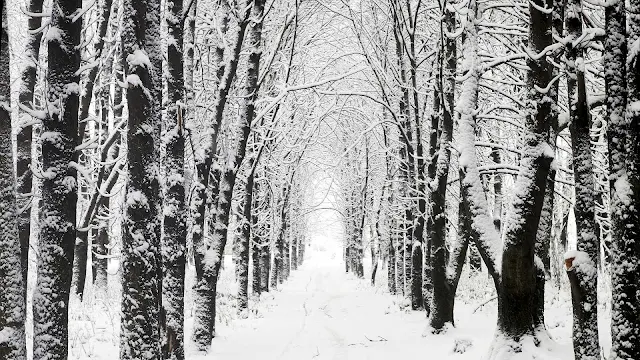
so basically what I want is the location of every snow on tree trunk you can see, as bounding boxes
[119,0,163,358]
[0,8,27,357]
[32,1,82,359]
[565,251,600,359]
[488,0,554,353]
[607,0,640,356]
[16,0,44,302]
[395,218,405,295]
[192,1,263,350]
[283,216,291,280]
[298,236,305,267]
[237,175,254,317]
[291,234,298,272]
[73,0,113,299]
[260,229,271,293]
[161,0,188,357]
[429,0,456,331]
[190,3,231,345]
[564,0,601,355]
[388,230,397,294]
[251,187,261,296]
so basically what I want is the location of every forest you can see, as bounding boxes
[0,0,638,359]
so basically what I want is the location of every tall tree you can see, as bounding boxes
[564,0,600,356]
[607,0,640,357]
[119,0,163,358]
[16,0,44,302]
[32,1,82,359]
[491,0,554,350]
[0,3,27,357]
[428,0,457,330]
[162,0,187,357]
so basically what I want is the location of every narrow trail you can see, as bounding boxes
[203,249,411,360]
[195,243,575,360]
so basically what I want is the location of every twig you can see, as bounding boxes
[473,296,498,313]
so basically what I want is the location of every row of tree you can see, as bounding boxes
[330,0,638,358]
[1,0,327,359]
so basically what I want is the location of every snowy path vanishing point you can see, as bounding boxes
[190,244,575,360]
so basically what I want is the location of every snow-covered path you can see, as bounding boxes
[205,252,401,360]
[193,246,569,360]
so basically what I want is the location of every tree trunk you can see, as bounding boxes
[260,232,271,293]
[32,2,81,359]
[119,0,163,358]
[388,228,397,294]
[565,252,599,360]
[411,243,423,310]
[607,0,640,357]
[564,0,601,355]
[490,0,554,350]
[429,0,456,331]
[161,0,188,357]
[0,8,27,357]
[16,0,44,303]
[192,1,263,349]
[251,187,261,296]
[291,235,298,272]
[237,175,254,317]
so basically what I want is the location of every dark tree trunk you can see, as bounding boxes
[161,0,187,357]
[429,0,456,330]
[564,0,601,356]
[192,1,263,350]
[411,243,423,310]
[16,0,44,303]
[423,82,440,314]
[0,8,27,357]
[237,175,254,316]
[387,228,397,294]
[396,221,405,295]
[119,0,163,358]
[491,0,554,349]
[260,232,271,293]
[32,1,81,359]
[607,0,640,357]
[291,235,298,272]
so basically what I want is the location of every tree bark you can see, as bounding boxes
[490,0,554,350]
[161,0,188,357]
[564,0,601,355]
[32,1,81,359]
[16,0,44,302]
[237,175,254,317]
[429,0,456,330]
[119,0,163,358]
[192,1,264,350]
[0,7,27,357]
[607,0,640,357]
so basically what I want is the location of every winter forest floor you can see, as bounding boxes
[59,233,612,360]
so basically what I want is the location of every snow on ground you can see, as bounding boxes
[59,231,614,360]
[186,236,575,360]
